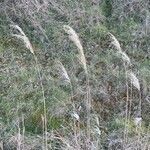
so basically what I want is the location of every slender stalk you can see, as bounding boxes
[22,114,25,150]
[17,127,21,150]
[34,55,48,150]
[129,80,133,120]
[124,64,129,149]
[41,115,45,150]
[137,91,142,149]
[85,73,91,144]
[70,84,80,149]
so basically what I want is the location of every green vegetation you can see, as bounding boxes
[0,0,149,149]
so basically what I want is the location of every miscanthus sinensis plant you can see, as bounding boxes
[11,24,48,150]
[108,32,143,149]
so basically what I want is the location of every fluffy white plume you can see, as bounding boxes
[56,60,70,83]
[63,25,87,74]
[11,25,34,54]
[128,71,140,91]
[108,32,122,51]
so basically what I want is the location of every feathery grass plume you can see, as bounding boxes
[10,25,34,54]
[55,60,70,83]
[63,25,87,74]
[128,71,140,91]
[118,51,131,65]
[109,32,131,65]
[108,32,122,51]
[71,112,80,121]
[134,117,142,126]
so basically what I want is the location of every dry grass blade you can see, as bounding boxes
[63,25,87,74]
[108,32,122,51]
[55,60,70,83]
[128,71,140,91]
[11,25,34,54]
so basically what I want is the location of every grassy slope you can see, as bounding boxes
[0,0,150,149]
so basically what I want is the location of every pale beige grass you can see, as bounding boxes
[11,25,34,54]
[63,25,87,74]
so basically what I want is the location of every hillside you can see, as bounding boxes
[0,0,150,149]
